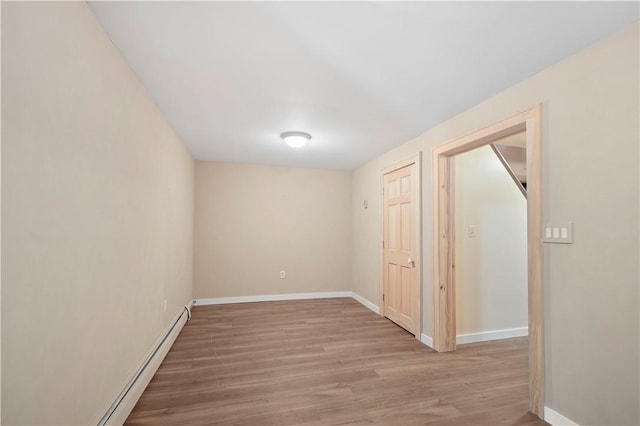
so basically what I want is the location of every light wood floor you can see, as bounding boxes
[126,298,547,425]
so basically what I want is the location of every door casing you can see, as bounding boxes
[432,105,544,417]
[380,153,422,339]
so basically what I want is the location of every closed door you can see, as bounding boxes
[382,160,419,335]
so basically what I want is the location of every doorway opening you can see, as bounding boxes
[432,106,543,417]
[454,136,528,344]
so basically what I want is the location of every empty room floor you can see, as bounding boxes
[126,298,547,425]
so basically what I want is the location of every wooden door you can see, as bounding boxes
[382,158,420,335]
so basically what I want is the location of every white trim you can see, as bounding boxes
[194,291,352,306]
[544,407,580,426]
[456,326,528,345]
[350,292,380,314]
[101,306,190,425]
[420,334,434,349]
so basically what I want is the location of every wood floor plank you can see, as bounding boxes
[126,298,548,425]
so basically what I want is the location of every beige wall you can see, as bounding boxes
[351,22,639,425]
[194,162,351,298]
[1,2,194,424]
[454,145,527,335]
[2,2,638,425]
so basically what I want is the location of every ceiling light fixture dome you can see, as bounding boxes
[281,131,311,149]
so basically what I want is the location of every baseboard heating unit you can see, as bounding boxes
[97,302,193,425]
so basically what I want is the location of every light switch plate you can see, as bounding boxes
[543,223,573,244]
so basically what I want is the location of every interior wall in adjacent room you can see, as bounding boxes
[454,145,528,336]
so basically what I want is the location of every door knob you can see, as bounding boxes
[408,258,415,265]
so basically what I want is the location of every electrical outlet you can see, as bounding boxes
[163,299,167,312]
[468,225,477,238]
[280,270,286,279]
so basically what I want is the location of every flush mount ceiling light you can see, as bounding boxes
[281,131,311,149]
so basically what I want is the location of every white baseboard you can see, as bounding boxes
[420,333,434,349]
[194,291,353,306]
[194,291,381,315]
[350,292,380,314]
[544,407,579,426]
[99,306,190,426]
[456,326,528,345]
[418,328,527,350]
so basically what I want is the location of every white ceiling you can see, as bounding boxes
[88,2,639,170]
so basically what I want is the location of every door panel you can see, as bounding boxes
[388,205,398,249]
[401,266,410,308]
[386,263,398,317]
[401,174,411,194]
[401,203,411,251]
[383,161,419,334]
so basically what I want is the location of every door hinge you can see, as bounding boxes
[382,240,385,248]
[382,293,385,302]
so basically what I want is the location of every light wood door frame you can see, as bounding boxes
[380,153,422,339]
[432,105,544,417]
